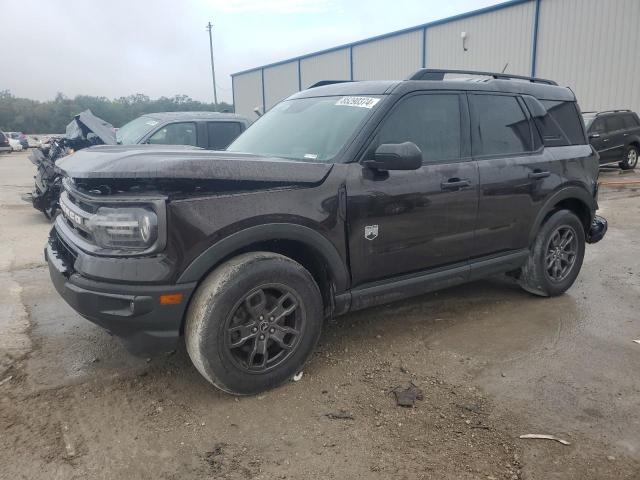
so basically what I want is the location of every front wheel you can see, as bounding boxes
[518,210,586,297]
[185,252,323,395]
[620,145,639,170]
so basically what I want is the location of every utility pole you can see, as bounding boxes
[206,21,218,105]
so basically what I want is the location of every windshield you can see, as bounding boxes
[227,95,381,162]
[116,115,161,144]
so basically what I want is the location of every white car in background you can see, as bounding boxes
[7,136,23,151]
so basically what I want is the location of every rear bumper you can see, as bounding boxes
[587,215,607,244]
[46,233,196,355]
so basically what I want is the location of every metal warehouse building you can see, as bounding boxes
[231,0,640,119]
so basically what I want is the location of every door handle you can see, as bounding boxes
[528,171,550,180]
[441,178,471,190]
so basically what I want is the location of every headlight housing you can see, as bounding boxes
[87,207,158,250]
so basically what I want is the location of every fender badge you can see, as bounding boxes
[364,225,379,241]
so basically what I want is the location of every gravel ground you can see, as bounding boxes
[1,150,639,479]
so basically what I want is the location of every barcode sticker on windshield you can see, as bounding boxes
[335,96,380,109]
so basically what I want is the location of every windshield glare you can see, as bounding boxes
[227,95,381,162]
[116,116,161,144]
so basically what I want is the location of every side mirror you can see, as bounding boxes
[589,133,600,139]
[364,142,422,171]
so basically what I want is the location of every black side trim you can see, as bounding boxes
[344,249,529,314]
[177,223,349,292]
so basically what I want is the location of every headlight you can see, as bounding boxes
[87,207,158,250]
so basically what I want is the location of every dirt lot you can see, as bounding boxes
[1,151,639,479]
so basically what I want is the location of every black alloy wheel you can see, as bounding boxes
[225,285,305,373]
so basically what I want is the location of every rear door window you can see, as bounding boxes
[147,122,197,146]
[471,94,532,155]
[207,121,243,150]
[376,93,461,163]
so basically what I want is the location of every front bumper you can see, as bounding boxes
[46,230,196,355]
[587,215,607,244]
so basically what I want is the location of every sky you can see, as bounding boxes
[0,0,502,104]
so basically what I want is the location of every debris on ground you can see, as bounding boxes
[0,375,13,386]
[519,434,570,445]
[393,383,424,408]
[60,424,77,459]
[632,340,640,345]
[293,371,303,382]
[324,410,354,420]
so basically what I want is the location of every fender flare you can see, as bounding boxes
[177,223,349,292]
[528,186,596,244]
[625,135,640,149]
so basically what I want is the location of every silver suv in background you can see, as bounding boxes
[116,112,251,150]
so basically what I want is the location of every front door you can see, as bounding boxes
[346,92,479,286]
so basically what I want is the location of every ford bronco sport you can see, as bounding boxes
[47,69,607,395]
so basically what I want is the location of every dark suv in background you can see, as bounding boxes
[47,69,606,395]
[583,110,640,170]
[0,131,10,154]
[116,112,251,150]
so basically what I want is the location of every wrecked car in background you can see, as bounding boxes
[22,110,116,218]
[23,110,250,219]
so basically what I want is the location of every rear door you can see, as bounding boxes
[621,113,640,145]
[603,115,626,162]
[471,93,557,257]
[346,91,479,285]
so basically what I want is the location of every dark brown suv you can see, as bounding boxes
[46,69,607,395]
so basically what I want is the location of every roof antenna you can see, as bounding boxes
[501,62,509,73]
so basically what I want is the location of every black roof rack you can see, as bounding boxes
[594,109,631,115]
[406,69,558,86]
[308,80,353,88]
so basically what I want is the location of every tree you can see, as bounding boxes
[0,91,234,133]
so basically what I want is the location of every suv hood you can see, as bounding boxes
[56,145,333,184]
[66,110,117,145]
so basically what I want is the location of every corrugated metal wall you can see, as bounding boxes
[300,48,350,89]
[352,30,423,80]
[232,0,640,119]
[426,1,535,76]
[232,70,263,120]
[536,0,640,113]
[263,61,299,110]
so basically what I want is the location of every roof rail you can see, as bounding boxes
[407,69,558,86]
[308,80,353,88]
[595,109,631,115]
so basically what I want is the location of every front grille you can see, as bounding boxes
[60,185,97,246]
[49,228,77,276]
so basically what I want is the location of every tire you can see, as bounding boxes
[620,145,639,170]
[185,252,323,395]
[518,210,585,297]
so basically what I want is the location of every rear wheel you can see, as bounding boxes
[518,210,585,297]
[620,145,639,170]
[185,252,323,395]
